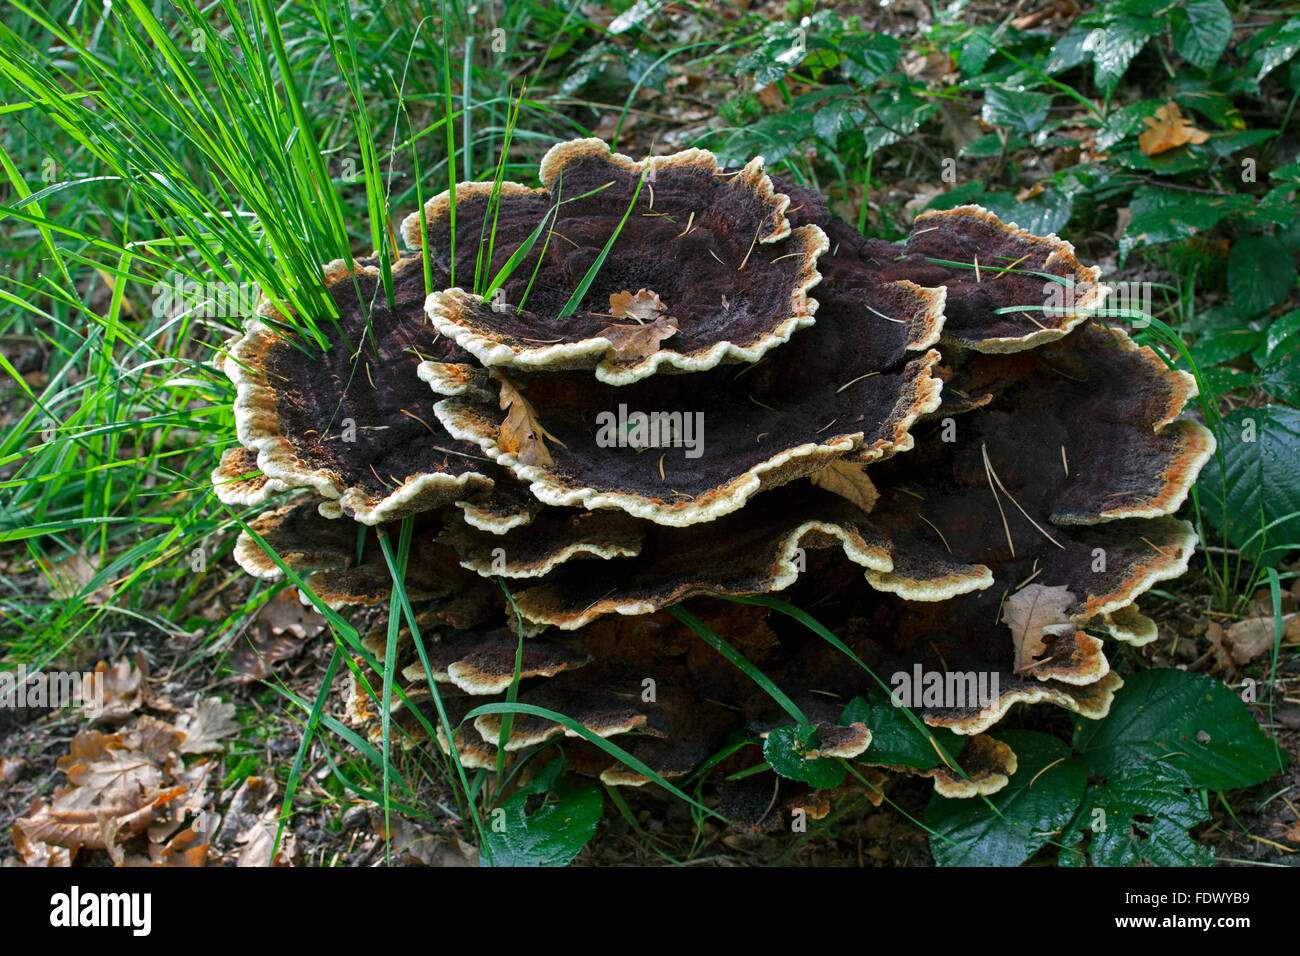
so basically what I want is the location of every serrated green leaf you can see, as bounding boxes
[1118,198,1244,263]
[982,87,1053,136]
[1249,16,1300,81]
[1184,302,1240,333]
[1205,128,1277,157]
[1058,760,1213,866]
[962,133,1028,159]
[1047,27,1094,74]
[1198,363,1254,398]
[1093,17,1158,92]
[928,730,1086,867]
[978,189,1074,235]
[734,16,836,90]
[1108,146,1213,175]
[1272,162,1300,187]
[1256,308,1300,366]
[838,33,900,86]
[1200,404,1300,567]
[715,111,816,166]
[955,28,996,75]
[1259,351,1300,404]
[1229,234,1297,317]
[1172,0,1232,69]
[1190,327,1262,367]
[480,758,603,867]
[1096,100,1163,149]
[764,724,847,789]
[863,86,937,154]
[1074,669,1285,790]
[1177,86,1243,130]
[813,99,867,143]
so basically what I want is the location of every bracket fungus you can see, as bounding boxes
[219,138,1214,827]
[405,140,832,385]
[226,256,494,524]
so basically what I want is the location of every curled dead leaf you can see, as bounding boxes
[82,653,151,723]
[40,547,113,604]
[175,697,238,754]
[0,756,26,788]
[15,786,185,853]
[1001,583,1078,675]
[1139,102,1210,156]
[809,461,880,514]
[497,375,566,468]
[148,823,209,866]
[603,315,679,363]
[608,288,667,323]
[12,825,73,867]
[1224,613,1300,665]
[219,776,295,867]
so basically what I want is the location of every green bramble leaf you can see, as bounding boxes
[764,724,848,789]
[1172,0,1233,70]
[481,758,603,867]
[928,731,1086,867]
[1229,234,1297,318]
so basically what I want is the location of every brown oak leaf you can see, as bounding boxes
[175,697,238,754]
[219,776,296,867]
[1139,102,1210,156]
[81,654,150,723]
[809,461,880,514]
[16,786,184,853]
[608,288,667,323]
[12,825,74,867]
[1001,583,1078,674]
[496,375,566,468]
[603,315,679,363]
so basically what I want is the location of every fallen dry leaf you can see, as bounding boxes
[59,737,163,796]
[1248,585,1298,617]
[809,461,880,514]
[40,547,113,604]
[149,822,209,866]
[230,634,304,683]
[11,825,73,867]
[604,287,679,362]
[219,776,295,867]
[12,704,217,867]
[1224,613,1300,665]
[1204,620,1234,671]
[1139,102,1210,156]
[756,83,785,111]
[82,654,151,723]
[603,315,679,362]
[16,786,184,854]
[175,697,238,754]
[254,589,326,640]
[496,375,566,468]
[0,757,26,788]
[1001,584,1078,674]
[609,288,668,323]
[146,767,212,850]
[1274,819,1300,844]
[121,715,186,765]
[373,813,477,867]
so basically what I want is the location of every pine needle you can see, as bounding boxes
[981,442,1065,551]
